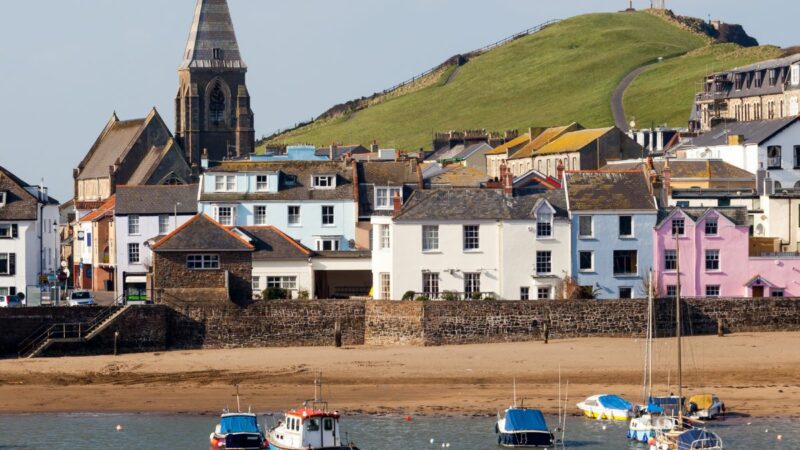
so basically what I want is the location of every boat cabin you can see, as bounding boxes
[271,408,342,449]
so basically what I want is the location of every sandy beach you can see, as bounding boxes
[0,332,798,417]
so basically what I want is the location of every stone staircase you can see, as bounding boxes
[18,305,131,359]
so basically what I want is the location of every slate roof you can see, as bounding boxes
[357,161,421,217]
[689,117,798,147]
[151,214,254,252]
[0,166,59,221]
[509,123,581,160]
[238,226,312,260]
[116,184,199,216]
[657,206,750,228]
[394,189,568,221]
[425,165,489,188]
[565,171,656,211]
[454,143,494,160]
[78,117,146,180]
[425,144,465,162]
[181,0,247,70]
[535,127,614,155]
[202,161,355,202]
[603,159,754,181]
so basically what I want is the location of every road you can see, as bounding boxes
[611,65,650,131]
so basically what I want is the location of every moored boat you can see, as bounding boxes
[210,412,266,450]
[686,394,725,420]
[496,407,555,448]
[654,428,724,450]
[576,394,632,421]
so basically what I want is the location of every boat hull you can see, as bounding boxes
[578,407,630,421]
[268,445,359,450]
[497,431,555,448]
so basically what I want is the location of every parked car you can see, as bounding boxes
[68,290,96,306]
[0,295,22,308]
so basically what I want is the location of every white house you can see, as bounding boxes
[373,184,570,300]
[114,184,198,302]
[683,117,800,189]
[0,166,60,302]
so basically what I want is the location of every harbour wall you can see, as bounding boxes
[1,297,799,357]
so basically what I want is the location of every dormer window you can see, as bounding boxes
[256,175,268,192]
[375,187,402,210]
[312,175,335,189]
[284,174,297,186]
[214,175,236,192]
[792,65,800,86]
[0,191,5,207]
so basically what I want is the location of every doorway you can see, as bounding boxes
[752,286,764,298]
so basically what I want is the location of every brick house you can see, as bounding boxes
[151,214,254,303]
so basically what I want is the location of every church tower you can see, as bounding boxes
[175,0,255,168]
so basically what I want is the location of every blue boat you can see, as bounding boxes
[495,407,555,448]
[210,412,266,450]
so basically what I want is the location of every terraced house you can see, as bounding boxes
[565,171,658,299]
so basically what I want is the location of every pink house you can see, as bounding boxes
[653,207,800,298]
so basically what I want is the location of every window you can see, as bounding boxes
[422,225,439,251]
[619,216,633,237]
[792,64,800,86]
[537,287,551,300]
[215,175,235,192]
[0,253,14,275]
[158,215,170,235]
[217,206,234,226]
[536,251,552,275]
[771,289,785,298]
[254,206,267,225]
[520,287,530,300]
[706,285,720,297]
[0,224,17,239]
[423,272,439,297]
[676,201,690,208]
[375,187,402,210]
[256,175,268,191]
[767,146,782,169]
[321,205,335,226]
[0,191,5,207]
[578,251,593,272]
[267,276,297,290]
[212,47,223,60]
[666,285,678,298]
[664,250,677,271]
[209,82,226,125]
[463,225,480,250]
[128,215,140,235]
[578,216,593,238]
[315,238,340,251]
[613,250,638,276]
[380,273,391,300]
[128,243,140,264]
[187,254,220,269]
[252,276,260,291]
[380,225,390,249]
[671,218,685,236]
[312,175,335,189]
[619,287,633,299]
[536,212,553,238]
[705,249,720,271]
[288,206,301,225]
[705,219,718,236]
[794,146,800,169]
[464,272,481,295]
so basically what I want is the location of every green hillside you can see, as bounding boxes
[623,44,783,128]
[265,11,773,151]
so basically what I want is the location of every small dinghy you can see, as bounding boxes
[496,407,555,448]
[576,394,632,421]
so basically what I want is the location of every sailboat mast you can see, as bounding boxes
[647,270,653,400]
[676,234,683,427]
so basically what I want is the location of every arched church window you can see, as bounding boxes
[209,82,226,126]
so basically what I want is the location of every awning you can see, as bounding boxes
[125,275,147,284]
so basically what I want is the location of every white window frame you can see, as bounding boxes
[536,251,552,275]
[312,175,335,189]
[705,285,721,297]
[463,272,481,295]
[704,219,718,236]
[520,286,530,300]
[0,224,13,239]
[254,205,267,225]
[578,215,593,238]
[422,272,439,297]
[792,64,800,86]
[158,215,170,235]
[128,243,140,264]
[255,175,269,192]
[666,285,679,298]
[380,273,391,300]
[379,225,390,249]
[0,253,11,275]
[536,286,551,300]
[321,205,335,226]
[578,250,594,272]
[619,215,634,238]
[216,206,235,226]
[0,191,5,207]
[252,276,261,292]
[536,212,553,239]
[463,225,480,251]
[288,205,301,226]
[128,215,140,236]
[664,249,677,271]
[266,276,297,291]
[215,175,236,192]
[375,187,402,210]
[705,249,720,272]
[187,254,220,270]
[315,237,340,251]
[422,225,439,252]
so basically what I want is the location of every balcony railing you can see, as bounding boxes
[411,291,497,301]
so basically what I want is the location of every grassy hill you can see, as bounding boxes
[264,11,776,151]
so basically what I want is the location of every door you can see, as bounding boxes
[752,286,764,298]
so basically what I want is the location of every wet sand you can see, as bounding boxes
[0,332,798,416]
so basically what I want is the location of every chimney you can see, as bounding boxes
[201,148,209,170]
[329,143,337,161]
[646,155,655,171]
[764,172,776,196]
[756,162,767,195]
[663,159,672,197]
[392,192,403,217]
[556,160,565,181]
[371,140,379,153]
[727,134,744,146]
[501,163,513,197]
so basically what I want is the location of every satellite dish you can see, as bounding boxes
[755,224,765,236]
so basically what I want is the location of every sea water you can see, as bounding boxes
[0,413,796,450]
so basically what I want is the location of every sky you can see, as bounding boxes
[1,0,797,201]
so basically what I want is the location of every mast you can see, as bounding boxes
[676,234,683,428]
[647,270,654,401]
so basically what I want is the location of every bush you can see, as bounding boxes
[441,291,460,301]
[414,295,430,301]
[402,290,416,301]
[297,289,310,300]
[263,287,289,300]
[469,291,482,301]
[483,295,496,301]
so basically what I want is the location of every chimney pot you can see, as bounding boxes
[392,192,403,217]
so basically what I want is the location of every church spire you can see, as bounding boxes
[181,0,246,70]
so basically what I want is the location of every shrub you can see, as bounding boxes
[402,290,416,301]
[441,290,460,301]
[263,287,288,300]
[469,291,482,301]
[297,289,310,300]
[414,295,430,301]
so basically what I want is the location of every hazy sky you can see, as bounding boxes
[1,0,797,201]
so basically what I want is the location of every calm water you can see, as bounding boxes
[0,413,797,450]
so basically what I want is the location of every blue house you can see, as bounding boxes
[564,170,657,299]
[198,160,358,252]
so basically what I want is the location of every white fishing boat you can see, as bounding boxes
[267,373,359,450]
[576,394,633,421]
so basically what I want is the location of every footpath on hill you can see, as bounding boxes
[0,332,798,416]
